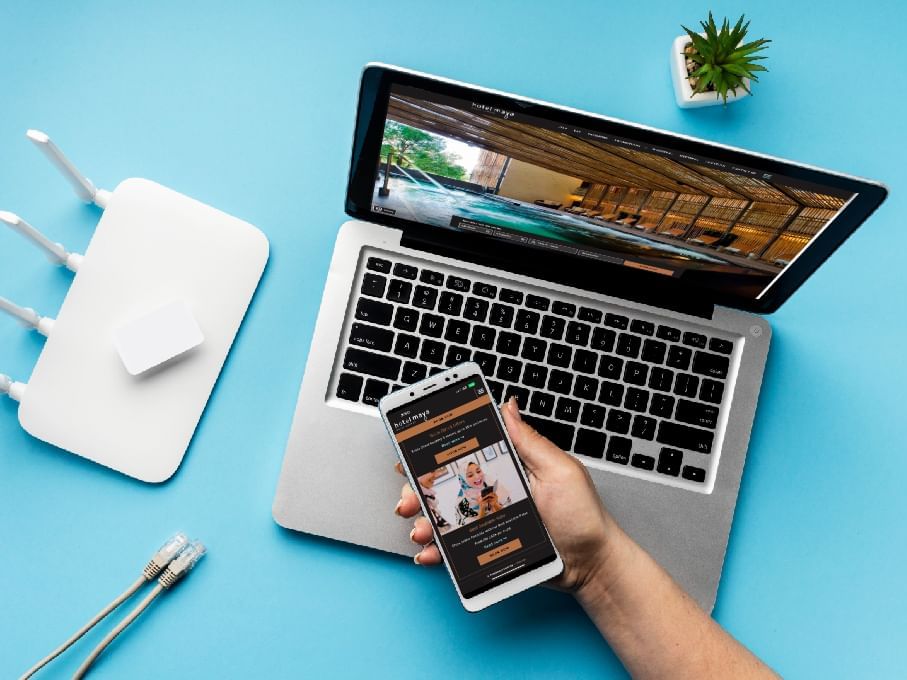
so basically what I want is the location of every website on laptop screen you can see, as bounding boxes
[371,84,856,301]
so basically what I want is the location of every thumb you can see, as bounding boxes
[501,398,570,476]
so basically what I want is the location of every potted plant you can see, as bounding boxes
[671,12,770,108]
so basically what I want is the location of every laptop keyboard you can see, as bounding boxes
[333,252,737,492]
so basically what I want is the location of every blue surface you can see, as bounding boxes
[1,1,905,677]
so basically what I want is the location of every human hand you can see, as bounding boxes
[393,397,625,593]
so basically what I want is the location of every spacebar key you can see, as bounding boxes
[657,421,714,454]
[343,348,401,381]
[522,415,576,451]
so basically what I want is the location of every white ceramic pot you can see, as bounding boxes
[670,34,750,108]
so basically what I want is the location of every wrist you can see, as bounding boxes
[575,519,635,611]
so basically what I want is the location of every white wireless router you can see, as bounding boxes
[0,131,269,482]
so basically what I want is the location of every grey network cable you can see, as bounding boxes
[18,533,190,680]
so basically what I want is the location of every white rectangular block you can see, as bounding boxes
[113,300,204,376]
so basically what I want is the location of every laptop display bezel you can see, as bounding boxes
[345,64,887,315]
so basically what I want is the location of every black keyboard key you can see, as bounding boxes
[343,348,401,381]
[386,279,412,304]
[591,327,616,352]
[657,422,713,454]
[572,349,597,374]
[429,366,445,376]
[514,309,540,334]
[578,307,602,323]
[648,367,674,392]
[472,282,497,298]
[573,375,599,401]
[473,352,497,377]
[486,379,505,403]
[401,362,427,384]
[349,323,394,352]
[420,269,444,285]
[631,453,655,470]
[489,303,515,328]
[624,361,648,386]
[393,263,418,280]
[641,339,667,364]
[606,436,631,464]
[366,257,391,273]
[700,379,725,404]
[650,393,675,418]
[469,325,496,350]
[521,337,547,361]
[555,397,581,422]
[656,447,682,476]
[565,321,591,346]
[674,373,699,398]
[505,385,530,410]
[444,319,470,344]
[496,331,521,356]
[709,338,734,354]
[682,465,706,483]
[355,298,393,325]
[445,345,471,366]
[624,387,649,412]
[666,345,692,370]
[599,381,624,406]
[631,415,656,440]
[419,340,445,365]
[412,286,438,310]
[656,325,681,342]
[463,297,489,322]
[692,351,729,379]
[630,319,655,336]
[616,333,641,358]
[393,333,420,358]
[580,403,607,428]
[574,429,607,458]
[547,343,572,368]
[683,332,707,348]
[438,291,464,316]
[523,414,575,450]
[529,391,556,417]
[336,373,363,401]
[499,288,524,304]
[526,294,550,311]
[540,315,565,340]
[548,369,573,394]
[446,275,471,292]
[606,409,631,434]
[675,399,719,428]
[522,364,548,389]
[361,273,387,297]
[605,313,629,329]
[496,358,522,382]
[362,378,390,406]
[419,313,445,338]
[552,301,576,317]
[393,307,419,332]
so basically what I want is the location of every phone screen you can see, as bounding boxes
[387,376,557,599]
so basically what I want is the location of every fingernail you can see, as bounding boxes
[414,552,422,565]
[394,500,403,516]
[409,527,417,543]
[508,397,523,421]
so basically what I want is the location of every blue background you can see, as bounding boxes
[1,1,904,677]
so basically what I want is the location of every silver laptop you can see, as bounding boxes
[273,64,886,611]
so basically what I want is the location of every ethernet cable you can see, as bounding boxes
[72,540,206,679]
[18,533,190,680]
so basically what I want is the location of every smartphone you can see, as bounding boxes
[379,361,563,612]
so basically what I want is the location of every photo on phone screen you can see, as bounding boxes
[387,376,558,599]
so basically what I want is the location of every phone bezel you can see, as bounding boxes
[378,361,564,612]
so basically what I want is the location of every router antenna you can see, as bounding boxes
[0,296,55,336]
[26,129,111,209]
[0,373,27,402]
[0,211,83,272]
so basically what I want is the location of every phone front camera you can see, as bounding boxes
[410,392,414,397]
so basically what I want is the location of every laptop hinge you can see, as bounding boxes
[400,231,716,320]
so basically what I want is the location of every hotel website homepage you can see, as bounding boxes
[388,377,557,598]
[372,84,855,300]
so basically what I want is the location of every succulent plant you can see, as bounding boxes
[682,12,770,103]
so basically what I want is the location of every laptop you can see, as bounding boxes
[273,64,886,611]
